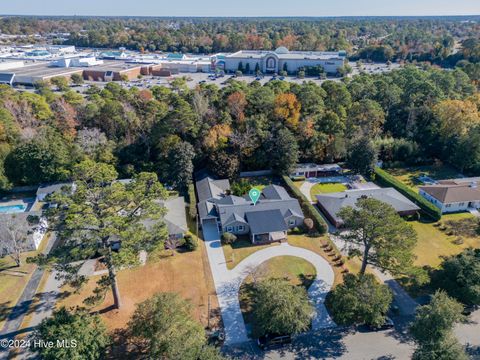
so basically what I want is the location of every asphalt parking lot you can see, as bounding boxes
[14,61,402,95]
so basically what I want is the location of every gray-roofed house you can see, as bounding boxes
[161,197,188,239]
[140,196,188,240]
[36,182,74,202]
[196,177,304,243]
[0,211,47,256]
[316,188,420,227]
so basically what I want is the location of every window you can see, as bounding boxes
[459,203,465,207]
[446,204,451,208]
[288,219,296,226]
[237,225,245,232]
[226,226,233,232]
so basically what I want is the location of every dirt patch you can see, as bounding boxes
[56,240,220,333]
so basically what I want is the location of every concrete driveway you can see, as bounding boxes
[202,226,335,345]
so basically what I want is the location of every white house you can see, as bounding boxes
[419,178,480,213]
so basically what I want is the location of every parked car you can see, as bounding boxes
[199,80,207,84]
[367,316,394,331]
[257,334,292,350]
[279,76,285,80]
[462,304,479,316]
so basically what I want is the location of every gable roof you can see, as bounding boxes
[316,188,420,224]
[245,209,288,234]
[420,184,480,203]
[262,185,291,200]
[160,197,188,235]
[195,177,230,202]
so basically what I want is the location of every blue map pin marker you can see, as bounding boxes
[249,188,261,205]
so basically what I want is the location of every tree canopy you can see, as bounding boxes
[252,278,314,337]
[337,197,417,275]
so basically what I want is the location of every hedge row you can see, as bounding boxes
[187,183,197,220]
[373,167,442,221]
[282,175,328,235]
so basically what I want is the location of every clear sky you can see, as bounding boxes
[1,0,479,17]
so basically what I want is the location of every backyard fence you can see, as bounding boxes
[373,167,442,221]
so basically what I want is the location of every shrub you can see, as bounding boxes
[373,167,441,221]
[452,237,464,245]
[235,70,243,77]
[303,218,314,233]
[297,70,305,79]
[221,232,237,245]
[184,234,198,251]
[187,183,197,220]
[282,176,327,235]
[446,230,455,236]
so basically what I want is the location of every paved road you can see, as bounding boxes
[0,233,57,359]
[225,325,414,360]
[202,223,335,345]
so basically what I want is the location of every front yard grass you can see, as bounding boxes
[56,215,220,333]
[223,238,279,270]
[386,164,461,191]
[398,213,480,297]
[409,213,480,269]
[310,183,347,200]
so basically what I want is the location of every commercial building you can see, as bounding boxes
[316,188,420,227]
[221,47,346,75]
[82,61,144,81]
[0,61,83,85]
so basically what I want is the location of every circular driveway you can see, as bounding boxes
[203,232,335,345]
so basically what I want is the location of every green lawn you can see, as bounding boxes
[310,183,347,200]
[409,213,480,269]
[387,164,461,191]
[222,238,279,270]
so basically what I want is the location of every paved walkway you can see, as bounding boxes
[202,225,335,345]
[299,181,315,203]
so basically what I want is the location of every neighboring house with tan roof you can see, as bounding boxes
[419,178,480,213]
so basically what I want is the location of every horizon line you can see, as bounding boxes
[1,14,479,18]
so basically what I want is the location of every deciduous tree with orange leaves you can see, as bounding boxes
[274,93,301,130]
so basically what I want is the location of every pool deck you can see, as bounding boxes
[0,198,36,212]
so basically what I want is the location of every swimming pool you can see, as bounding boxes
[0,204,26,213]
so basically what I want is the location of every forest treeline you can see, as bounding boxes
[1,16,479,66]
[0,64,478,192]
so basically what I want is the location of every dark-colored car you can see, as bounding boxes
[462,304,479,316]
[367,316,394,331]
[257,334,292,350]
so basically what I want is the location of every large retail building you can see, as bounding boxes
[219,47,346,75]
